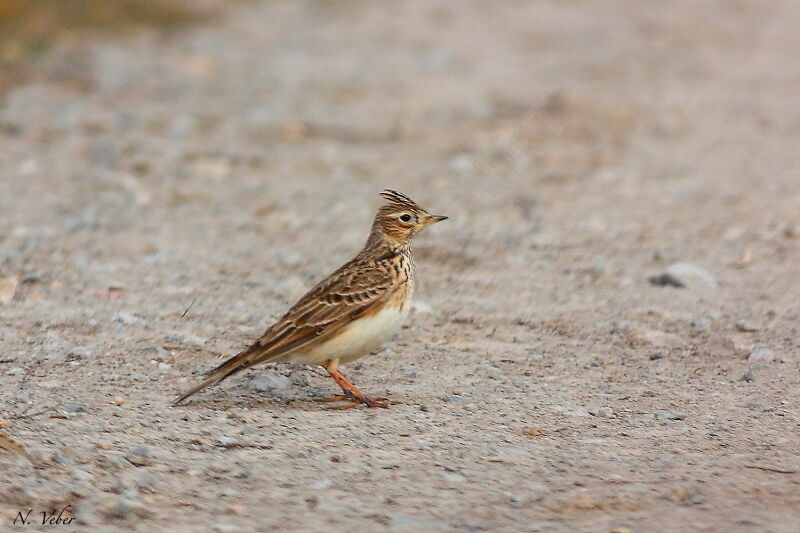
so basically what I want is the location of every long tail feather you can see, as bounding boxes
[171,343,263,406]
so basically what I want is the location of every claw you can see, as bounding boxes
[320,394,353,403]
[363,397,391,408]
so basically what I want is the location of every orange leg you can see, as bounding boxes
[321,362,390,409]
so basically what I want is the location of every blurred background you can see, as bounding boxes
[1,1,799,531]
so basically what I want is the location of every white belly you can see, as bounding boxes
[288,304,410,365]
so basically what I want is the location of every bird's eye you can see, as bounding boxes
[400,214,412,222]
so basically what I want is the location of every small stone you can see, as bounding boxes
[125,446,152,466]
[102,496,153,519]
[655,411,686,421]
[389,515,451,531]
[590,257,606,277]
[629,328,684,348]
[523,427,543,437]
[725,334,753,357]
[217,487,240,498]
[747,348,775,362]
[217,436,238,447]
[442,395,463,403]
[211,525,241,533]
[477,363,501,376]
[595,407,615,418]
[247,370,291,393]
[736,321,760,332]
[67,346,96,361]
[64,401,90,413]
[113,397,125,406]
[438,470,466,483]
[406,371,417,379]
[690,317,711,333]
[164,331,207,346]
[740,368,756,382]
[649,262,718,289]
[7,367,24,376]
[310,478,332,490]
[115,310,145,325]
[508,488,546,508]
[649,352,665,360]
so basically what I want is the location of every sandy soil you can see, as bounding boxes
[2,1,800,531]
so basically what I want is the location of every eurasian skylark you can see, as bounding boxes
[173,190,447,408]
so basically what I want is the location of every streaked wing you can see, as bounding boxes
[241,258,395,365]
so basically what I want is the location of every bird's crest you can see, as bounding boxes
[379,189,422,211]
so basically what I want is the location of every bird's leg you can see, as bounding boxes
[320,359,390,409]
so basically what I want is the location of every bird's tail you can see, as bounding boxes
[171,342,263,406]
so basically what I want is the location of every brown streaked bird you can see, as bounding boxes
[173,190,447,408]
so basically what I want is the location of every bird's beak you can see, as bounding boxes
[422,214,448,226]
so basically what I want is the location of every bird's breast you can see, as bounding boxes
[294,289,412,365]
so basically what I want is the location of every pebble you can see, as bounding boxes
[217,436,238,447]
[102,496,154,519]
[783,224,800,238]
[165,331,208,346]
[654,411,686,421]
[590,257,606,277]
[438,470,466,483]
[690,317,711,333]
[740,368,756,382]
[725,334,753,356]
[65,401,91,413]
[649,352,665,360]
[247,370,291,393]
[115,310,145,325]
[310,478,332,490]
[389,515,451,531]
[67,346,96,361]
[125,445,152,467]
[735,321,760,332]
[595,407,615,418]
[747,348,775,362]
[211,525,241,533]
[477,363,502,376]
[630,328,684,348]
[217,487,240,498]
[649,262,718,289]
[7,367,24,376]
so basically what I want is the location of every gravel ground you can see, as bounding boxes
[2,1,800,531]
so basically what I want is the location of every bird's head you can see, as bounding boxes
[371,189,448,247]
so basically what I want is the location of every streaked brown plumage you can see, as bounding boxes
[173,190,447,408]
